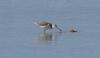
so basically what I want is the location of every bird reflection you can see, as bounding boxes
[33,31,62,44]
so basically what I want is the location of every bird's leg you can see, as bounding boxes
[43,29,46,33]
[43,29,48,34]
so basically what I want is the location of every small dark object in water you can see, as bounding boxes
[68,25,78,32]
[69,29,78,32]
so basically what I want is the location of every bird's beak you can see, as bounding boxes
[56,27,62,32]
[55,24,62,32]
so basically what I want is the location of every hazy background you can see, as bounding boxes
[0,0,100,58]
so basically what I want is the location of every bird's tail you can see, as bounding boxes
[33,21,39,26]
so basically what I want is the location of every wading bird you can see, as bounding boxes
[33,21,62,32]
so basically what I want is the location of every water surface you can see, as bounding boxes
[0,0,100,58]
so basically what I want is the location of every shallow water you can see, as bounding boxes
[0,0,100,58]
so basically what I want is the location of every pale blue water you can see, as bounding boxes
[0,0,100,58]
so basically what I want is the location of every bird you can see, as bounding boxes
[33,21,62,32]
